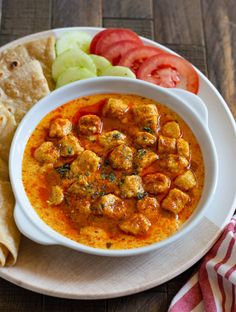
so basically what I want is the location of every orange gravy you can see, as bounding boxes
[22,94,204,249]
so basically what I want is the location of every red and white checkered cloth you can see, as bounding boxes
[169,215,236,312]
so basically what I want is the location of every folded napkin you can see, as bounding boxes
[169,215,236,312]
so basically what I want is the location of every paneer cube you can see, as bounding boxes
[49,118,72,138]
[162,188,190,214]
[162,121,181,138]
[103,98,129,119]
[120,175,144,198]
[134,149,158,170]
[119,213,151,235]
[91,194,127,220]
[98,130,126,150]
[137,197,160,221]
[143,172,171,194]
[158,135,176,154]
[47,185,64,205]
[78,114,102,135]
[134,132,156,147]
[133,104,158,132]
[109,144,133,170]
[177,138,190,158]
[59,134,84,157]
[174,170,197,191]
[70,150,100,174]
[68,175,94,197]
[34,141,59,163]
[159,154,188,174]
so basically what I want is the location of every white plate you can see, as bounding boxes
[0,27,235,299]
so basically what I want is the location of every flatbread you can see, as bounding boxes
[0,181,20,266]
[0,103,17,162]
[0,36,56,90]
[0,58,51,266]
[0,60,50,123]
[25,36,56,90]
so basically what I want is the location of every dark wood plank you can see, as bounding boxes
[103,0,153,19]
[43,296,106,312]
[0,278,43,312]
[107,291,168,312]
[154,0,204,45]
[52,0,102,28]
[1,0,51,36]
[0,0,3,31]
[103,18,154,39]
[167,263,199,301]
[202,0,236,118]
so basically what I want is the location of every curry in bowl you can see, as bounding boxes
[22,94,204,249]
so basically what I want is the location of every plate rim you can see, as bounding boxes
[0,26,235,299]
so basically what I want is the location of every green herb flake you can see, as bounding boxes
[85,171,91,176]
[143,126,154,134]
[137,192,145,200]
[112,132,121,139]
[108,172,116,182]
[55,163,70,177]
[137,149,147,158]
[99,191,106,196]
[67,146,73,154]
[101,172,107,180]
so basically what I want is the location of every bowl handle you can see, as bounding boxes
[14,203,56,245]
[168,89,208,125]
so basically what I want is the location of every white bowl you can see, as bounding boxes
[9,77,218,257]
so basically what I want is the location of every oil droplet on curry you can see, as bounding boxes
[22,94,204,249]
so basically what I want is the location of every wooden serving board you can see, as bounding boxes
[0,28,235,299]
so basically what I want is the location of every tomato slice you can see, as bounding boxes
[95,29,142,56]
[118,46,164,74]
[101,40,142,65]
[90,29,115,54]
[137,54,199,94]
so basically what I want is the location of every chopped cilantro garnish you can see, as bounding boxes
[137,192,145,200]
[143,126,154,134]
[101,172,107,180]
[67,146,73,154]
[108,172,116,182]
[55,163,70,177]
[112,132,121,139]
[137,149,147,158]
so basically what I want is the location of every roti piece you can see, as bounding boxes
[0,103,17,162]
[0,36,56,90]
[0,181,20,266]
[0,45,31,81]
[0,60,50,123]
[25,36,56,90]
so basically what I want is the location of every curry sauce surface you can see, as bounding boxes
[22,94,204,249]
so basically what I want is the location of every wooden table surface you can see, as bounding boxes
[0,0,235,311]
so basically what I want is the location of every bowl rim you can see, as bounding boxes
[9,77,218,257]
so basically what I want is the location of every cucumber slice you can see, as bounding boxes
[56,31,92,55]
[52,48,96,80]
[56,67,96,88]
[100,66,136,78]
[89,54,111,76]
